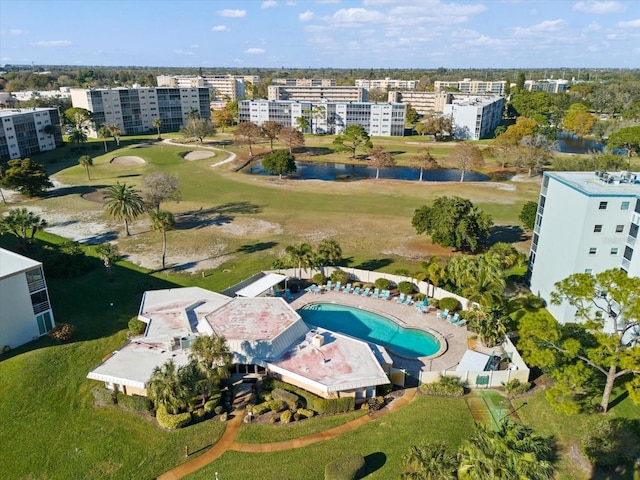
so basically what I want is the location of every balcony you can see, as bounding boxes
[28,278,46,293]
[32,301,51,315]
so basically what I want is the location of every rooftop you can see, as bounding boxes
[0,248,41,279]
[0,108,57,118]
[548,171,640,196]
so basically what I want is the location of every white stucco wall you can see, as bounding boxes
[0,273,40,349]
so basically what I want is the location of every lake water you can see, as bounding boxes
[246,161,489,182]
[556,132,606,154]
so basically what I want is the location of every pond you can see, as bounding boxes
[245,161,489,182]
[556,131,606,154]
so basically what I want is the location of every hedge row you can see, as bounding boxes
[156,406,192,429]
[92,387,115,404]
[272,388,299,410]
[270,379,355,414]
[420,376,465,397]
[116,393,153,412]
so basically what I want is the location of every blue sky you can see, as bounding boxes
[1,0,639,68]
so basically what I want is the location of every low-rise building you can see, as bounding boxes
[443,96,504,140]
[268,85,368,103]
[434,79,506,96]
[157,74,259,100]
[356,78,420,91]
[272,78,335,87]
[0,248,55,350]
[388,90,452,115]
[523,79,569,93]
[0,108,63,163]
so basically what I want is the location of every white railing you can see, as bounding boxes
[32,301,50,315]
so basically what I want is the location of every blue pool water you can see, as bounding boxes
[299,303,441,358]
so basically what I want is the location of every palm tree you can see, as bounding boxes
[187,107,200,140]
[68,128,87,150]
[97,125,111,152]
[0,208,47,247]
[107,123,122,146]
[78,155,93,180]
[401,440,458,480]
[95,242,120,280]
[150,210,175,269]
[414,257,445,297]
[103,182,145,236]
[152,117,163,139]
[146,359,191,414]
[284,242,315,280]
[189,335,232,403]
[411,147,439,182]
[317,239,342,269]
[43,123,57,141]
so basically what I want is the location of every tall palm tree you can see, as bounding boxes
[284,242,314,279]
[411,147,439,182]
[414,257,445,297]
[78,155,93,180]
[97,125,111,152]
[317,239,342,269]
[146,359,191,414]
[152,117,163,139]
[189,335,232,403]
[103,182,145,236]
[68,128,87,150]
[186,107,200,140]
[401,440,458,480]
[150,210,175,269]
[107,123,122,146]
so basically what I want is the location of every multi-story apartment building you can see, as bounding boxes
[156,75,259,100]
[356,78,420,91]
[238,100,406,137]
[387,91,452,115]
[527,171,640,324]
[272,78,335,87]
[0,108,63,163]
[0,248,55,349]
[523,79,569,93]
[443,96,504,140]
[70,87,210,136]
[267,85,368,103]
[434,79,506,96]
[11,87,72,103]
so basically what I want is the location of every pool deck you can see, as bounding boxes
[289,289,474,375]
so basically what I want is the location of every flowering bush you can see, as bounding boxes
[49,323,75,342]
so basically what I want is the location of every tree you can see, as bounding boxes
[368,146,396,179]
[107,123,122,147]
[418,114,453,141]
[0,208,47,247]
[77,155,93,181]
[262,149,296,179]
[103,182,145,236]
[607,125,640,169]
[234,121,262,157]
[42,123,57,140]
[186,107,200,140]
[95,242,120,278]
[295,116,309,132]
[410,148,439,182]
[0,158,53,197]
[458,419,554,480]
[188,118,216,143]
[283,243,315,279]
[261,120,282,152]
[332,125,372,159]
[142,172,181,212]
[213,109,233,131]
[278,126,305,154]
[146,359,192,414]
[520,269,640,413]
[515,71,526,92]
[446,142,484,182]
[563,103,597,137]
[446,254,506,309]
[519,201,538,230]
[414,257,446,297]
[497,116,539,145]
[317,239,342,268]
[97,125,111,152]
[68,128,87,150]
[412,196,493,253]
[152,117,163,139]
[189,335,232,403]
[310,105,326,134]
[63,107,92,130]
[151,210,175,269]
[405,103,420,127]
[400,440,458,480]
[515,134,556,177]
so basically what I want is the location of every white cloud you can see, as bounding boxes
[212,25,229,31]
[299,10,314,21]
[245,48,266,54]
[190,44,199,48]
[174,49,195,56]
[0,29,26,36]
[218,9,246,18]
[617,18,640,28]
[513,19,567,36]
[1,56,11,61]
[328,8,386,25]
[584,21,601,31]
[34,40,71,47]
[285,0,297,5]
[573,1,625,14]
[262,0,278,8]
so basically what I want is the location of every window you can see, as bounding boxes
[585,269,593,274]
[594,225,602,233]
[599,201,608,210]
[36,311,53,335]
[589,248,597,255]
[615,225,625,233]
[621,201,630,210]
[611,247,619,255]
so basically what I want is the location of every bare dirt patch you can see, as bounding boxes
[183,150,215,161]
[82,188,108,204]
[218,218,283,237]
[110,156,145,166]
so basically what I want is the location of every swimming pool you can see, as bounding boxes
[298,302,442,358]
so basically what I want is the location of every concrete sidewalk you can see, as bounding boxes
[156,388,417,479]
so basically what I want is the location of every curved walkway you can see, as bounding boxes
[157,388,417,480]
[161,139,237,167]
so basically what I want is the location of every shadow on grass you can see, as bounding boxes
[488,225,527,244]
[353,258,393,270]
[176,202,262,230]
[236,241,278,254]
[302,146,334,156]
[46,184,110,199]
[363,452,387,476]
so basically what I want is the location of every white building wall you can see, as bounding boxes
[0,274,41,348]
[1,115,21,159]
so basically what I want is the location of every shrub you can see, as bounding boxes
[331,269,349,284]
[438,297,461,312]
[366,396,385,412]
[268,399,284,412]
[420,376,465,397]
[92,387,115,404]
[502,379,532,396]
[269,416,276,424]
[296,408,315,419]
[313,273,327,285]
[128,317,146,335]
[192,408,206,420]
[116,393,153,412]
[413,293,425,302]
[214,405,224,415]
[581,417,638,468]
[310,396,355,414]
[397,281,416,295]
[280,410,292,423]
[262,375,275,392]
[324,453,366,480]
[49,323,75,342]
[272,388,299,410]
[374,278,391,290]
[156,406,191,429]
[429,298,439,309]
[252,402,270,416]
[526,294,545,310]
[219,412,228,422]
[204,398,219,414]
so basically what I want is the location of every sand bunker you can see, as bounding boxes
[110,156,146,166]
[183,150,215,161]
